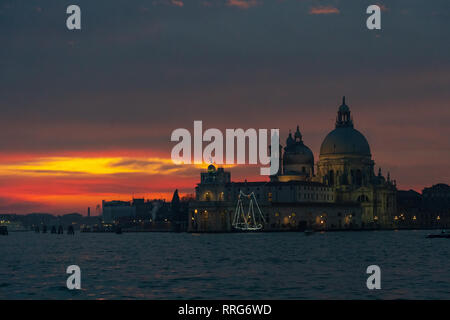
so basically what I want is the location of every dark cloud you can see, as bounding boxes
[0,0,449,198]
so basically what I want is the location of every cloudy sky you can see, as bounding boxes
[0,0,449,213]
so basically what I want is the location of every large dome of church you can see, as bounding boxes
[320,127,370,156]
[320,97,371,157]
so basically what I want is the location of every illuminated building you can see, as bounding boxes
[189,97,397,231]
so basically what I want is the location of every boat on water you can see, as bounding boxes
[232,191,266,231]
[304,229,314,235]
[426,230,450,239]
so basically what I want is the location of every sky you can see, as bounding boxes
[0,0,449,214]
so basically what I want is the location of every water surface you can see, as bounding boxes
[0,230,449,299]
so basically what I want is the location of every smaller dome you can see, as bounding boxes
[283,125,314,168]
[282,126,314,177]
[284,146,314,165]
[283,142,314,168]
[207,164,216,173]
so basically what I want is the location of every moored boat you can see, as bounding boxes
[426,230,450,238]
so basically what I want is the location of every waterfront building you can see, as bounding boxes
[102,200,136,223]
[396,190,422,228]
[421,183,450,228]
[101,193,190,229]
[314,97,397,227]
[189,97,395,232]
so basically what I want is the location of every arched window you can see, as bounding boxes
[357,195,369,202]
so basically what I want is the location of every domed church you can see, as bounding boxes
[317,97,396,226]
[318,96,372,186]
[272,96,397,227]
[273,125,315,181]
[190,97,397,232]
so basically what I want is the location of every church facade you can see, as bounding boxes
[189,97,397,232]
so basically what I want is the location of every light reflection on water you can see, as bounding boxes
[0,230,449,299]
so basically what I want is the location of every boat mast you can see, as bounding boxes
[232,190,265,231]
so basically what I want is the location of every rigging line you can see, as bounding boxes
[233,193,241,225]
[248,198,252,225]
[250,198,257,227]
[252,192,266,223]
[239,198,247,226]
[249,194,254,225]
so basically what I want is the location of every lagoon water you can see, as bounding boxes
[0,230,449,299]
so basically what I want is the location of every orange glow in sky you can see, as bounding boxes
[0,153,241,214]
